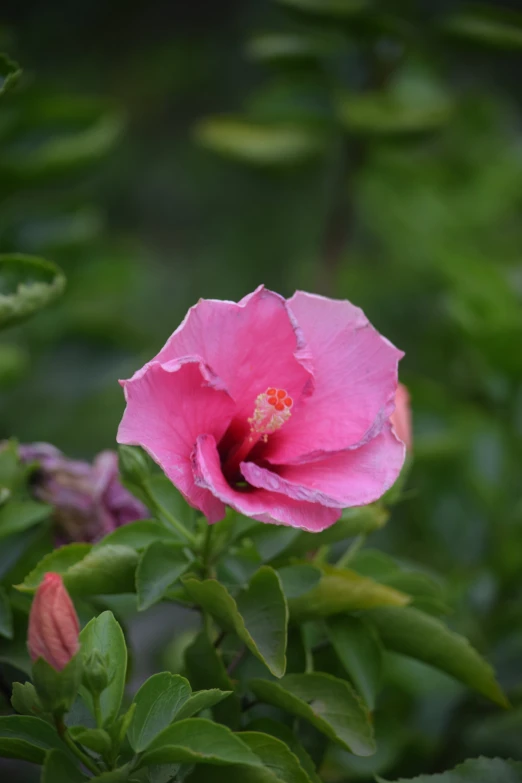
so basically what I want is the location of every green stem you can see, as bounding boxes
[337,534,367,568]
[201,524,214,578]
[93,693,103,730]
[312,545,330,565]
[203,611,213,639]
[56,718,101,776]
[227,645,246,676]
[153,500,198,547]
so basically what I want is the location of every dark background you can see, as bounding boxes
[1,0,522,780]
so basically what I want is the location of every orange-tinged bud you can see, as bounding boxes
[28,573,80,671]
[391,383,412,451]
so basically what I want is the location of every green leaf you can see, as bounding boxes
[349,550,408,580]
[276,0,369,16]
[188,732,315,783]
[381,572,449,616]
[0,500,51,540]
[0,624,32,674]
[0,254,66,330]
[0,586,13,639]
[94,521,176,552]
[349,549,448,614]
[369,606,508,707]
[146,763,184,783]
[338,82,452,136]
[339,65,453,138]
[185,631,241,729]
[65,545,139,595]
[245,32,343,63]
[443,7,522,49]
[288,506,388,557]
[144,473,194,531]
[0,715,66,764]
[184,566,288,677]
[91,769,133,782]
[175,689,232,721]
[246,718,321,783]
[0,53,21,96]
[139,718,263,768]
[240,731,314,783]
[381,756,522,782]
[79,611,127,727]
[69,727,112,756]
[249,526,299,563]
[325,616,383,710]
[0,440,22,489]
[41,749,86,782]
[136,542,191,610]
[2,99,124,179]
[128,673,191,752]
[249,673,375,756]
[187,766,277,783]
[195,118,326,166]
[284,564,409,621]
[17,543,138,595]
[109,702,135,748]
[278,565,321,598]
[16,544,92,592]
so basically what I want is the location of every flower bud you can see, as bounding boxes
[118,445,151,488]
[82,649,109,696]
[391,383,412,451]
[28,572,80,671]
[18,443,148,544]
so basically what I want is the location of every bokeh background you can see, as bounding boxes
[1,0,522,780]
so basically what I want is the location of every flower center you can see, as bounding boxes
[222,387,293,482]
[249,388,293,435]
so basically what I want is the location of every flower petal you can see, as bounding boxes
[242,424,405,508]
[139,286,313,434]
[265,291,403,464]
[193,433,341,532]
[118,358,236,523]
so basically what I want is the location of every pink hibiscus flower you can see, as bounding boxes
[117,286,405,532]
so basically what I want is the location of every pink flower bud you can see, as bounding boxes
[391,383,412,451]
[28,573,80,671]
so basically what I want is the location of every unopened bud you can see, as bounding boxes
[118,445,151,488]
[390,383,412,451]
[82,649,109,696]
[27,572,82,716]
[28,573,79,671]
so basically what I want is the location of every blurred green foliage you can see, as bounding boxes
[0,0,522,780]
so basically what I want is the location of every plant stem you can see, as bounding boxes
[312,545,330,565]
[154,500,198,548]
[318,136,354,296]
[203,611,213,639]
[201,524,214,578]
[337,534,367,568]
[56,718,101,776]
[227,646,246,676]
[93,693,103,730]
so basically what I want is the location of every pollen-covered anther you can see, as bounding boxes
[249,387,293,435]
